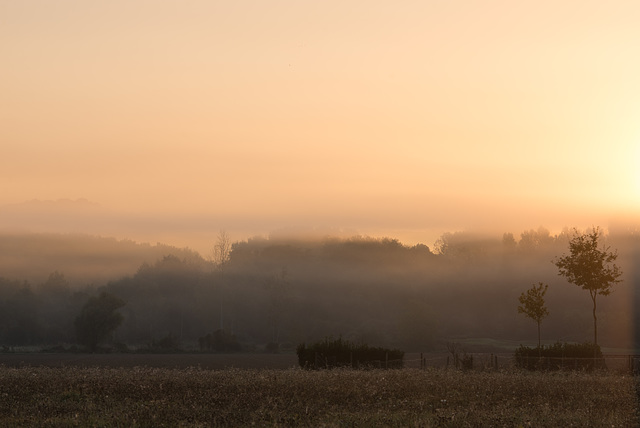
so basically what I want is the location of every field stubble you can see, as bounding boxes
[0,366,637,427]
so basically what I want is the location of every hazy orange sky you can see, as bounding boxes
[2,1,640,252]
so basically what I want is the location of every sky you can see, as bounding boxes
[2,1,640,253]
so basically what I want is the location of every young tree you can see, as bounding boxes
[517,282,549,351]
[75,292,125,352]
[554,227,622,347]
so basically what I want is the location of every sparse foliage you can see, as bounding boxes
[212,229,231,270]
[518,282,549,350]
[554,227,622,346]
[445,341,462,369]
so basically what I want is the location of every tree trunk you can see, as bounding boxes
[537,321,541,357]
[591,291,598,347]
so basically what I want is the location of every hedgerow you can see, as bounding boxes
[515,342,604,370]
[296,337,404,369]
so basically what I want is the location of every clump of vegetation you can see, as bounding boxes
[296,337,404,369]
[515,342,603,371]
[0,367,636,426]
[147,333,182,353]
[198,329,242,352]
[74,292,125,352]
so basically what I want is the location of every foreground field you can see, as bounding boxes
[0,352,299,369]
[0,367,637,427]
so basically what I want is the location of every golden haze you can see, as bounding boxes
[1,1,640,251]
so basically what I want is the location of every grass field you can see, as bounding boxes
[0,365,637,427]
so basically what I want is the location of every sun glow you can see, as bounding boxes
[620,142,640,211]
[2,1,640,248]
[634,144,640,194]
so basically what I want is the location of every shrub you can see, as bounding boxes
[461,352,473,371]
[296,337,404,369]
[515,342,603,371]
[198,330,242,352]
[149,333,182,352]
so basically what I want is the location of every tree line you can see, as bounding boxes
[518,227,623,357]
[0,227,638,352]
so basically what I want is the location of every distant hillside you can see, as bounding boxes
[0,199,105,230]
[0,198,228,256]
[0,233,206,286]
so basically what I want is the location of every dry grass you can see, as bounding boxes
[0,366,637,427]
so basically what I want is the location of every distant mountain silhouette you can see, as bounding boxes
[0,232,204,286]
[0,199,220,255]
[0,198,109,235]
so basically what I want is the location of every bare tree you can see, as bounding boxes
[212,229,231,271]
[554,227,622,347]
[211,230,232,330]
[445,341,461,369]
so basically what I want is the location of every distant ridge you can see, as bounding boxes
[2,198,103,212]
[0,199,221,256]
[0,198,110,236]
[0,232,205,286]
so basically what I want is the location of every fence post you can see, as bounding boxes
[385,352,388,369]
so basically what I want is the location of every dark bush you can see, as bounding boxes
[198,329,242,352]
[461,352,473,371]
[297,337,404,369]
[515,342,603,371]
[150,333,182,352]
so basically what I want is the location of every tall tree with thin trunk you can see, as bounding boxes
[212,230,232,330]
[554,227,622,347]
[517,282,549,352]
[213,230,231,270]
